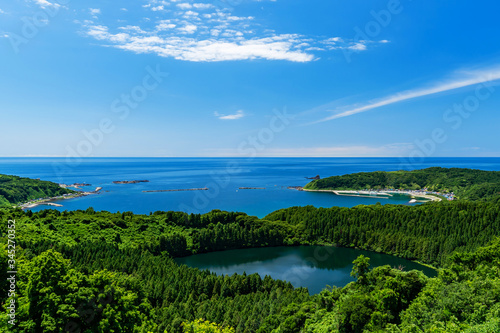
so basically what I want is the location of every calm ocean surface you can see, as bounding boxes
[1,157,499,217]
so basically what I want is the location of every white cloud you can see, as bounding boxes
[89,8,101,19]
[86,25,129,43]
[82,18,315,62]
[193,3,214,10]
[79,1,387,63]
[132,37,311,62]
[156,20,176,31]
[306,47,324,51]
[322,37,386,52]
[178,24,198,34]
[177,3,192,9]
[313,65,500,123]
[33,0,60,9]
[348,43,367,51]
[119,25,148,34]
[215,110,245,120]
[184,10,199,17]
[0,9,5,14]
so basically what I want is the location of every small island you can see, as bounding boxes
[113,180,150,184]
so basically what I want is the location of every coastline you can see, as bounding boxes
[303,188,442,202]
[17,187,102,210]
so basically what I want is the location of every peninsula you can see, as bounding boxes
[0,174,76,208]
[303,167,500,202]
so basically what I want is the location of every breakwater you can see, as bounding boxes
[143,188,208,193]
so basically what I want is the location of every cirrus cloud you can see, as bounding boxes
[311,65,500,123]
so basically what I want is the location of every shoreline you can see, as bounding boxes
[303,188,442,202]
[17,187,102,210]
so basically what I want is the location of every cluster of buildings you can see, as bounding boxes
[381,188,456,201]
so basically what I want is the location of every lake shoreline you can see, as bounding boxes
[175,244,438,294]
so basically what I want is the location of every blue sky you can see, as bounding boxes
[1,0,499,157]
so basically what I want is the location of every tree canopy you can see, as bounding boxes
[0,174,74,208]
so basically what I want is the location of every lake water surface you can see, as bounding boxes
[175,246,437,294]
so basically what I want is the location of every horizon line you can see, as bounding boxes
[1,156,498,159]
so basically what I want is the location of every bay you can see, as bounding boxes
[0,157,499,217]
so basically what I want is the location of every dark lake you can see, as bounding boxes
[175,246,437,294]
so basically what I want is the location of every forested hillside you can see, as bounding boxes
[265,202,500,265]
[0,174,74,208]
[304,167,500,202]
[2,198,500,332]
[2,167,500,332]
[6,201,500,266]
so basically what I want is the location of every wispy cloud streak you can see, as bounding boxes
[214,110,245,120]
[313,66,500,123]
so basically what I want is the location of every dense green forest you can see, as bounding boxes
[6,201,500,266]
[304,167,500,202]
[2,167,500,332]
[0,174,74,208]
[1,197,500,332]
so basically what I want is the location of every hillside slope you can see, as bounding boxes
[0,174,74,207]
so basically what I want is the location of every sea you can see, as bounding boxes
[1,157,499,218]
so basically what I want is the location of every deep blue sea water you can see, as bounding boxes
[1,157,499,217]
